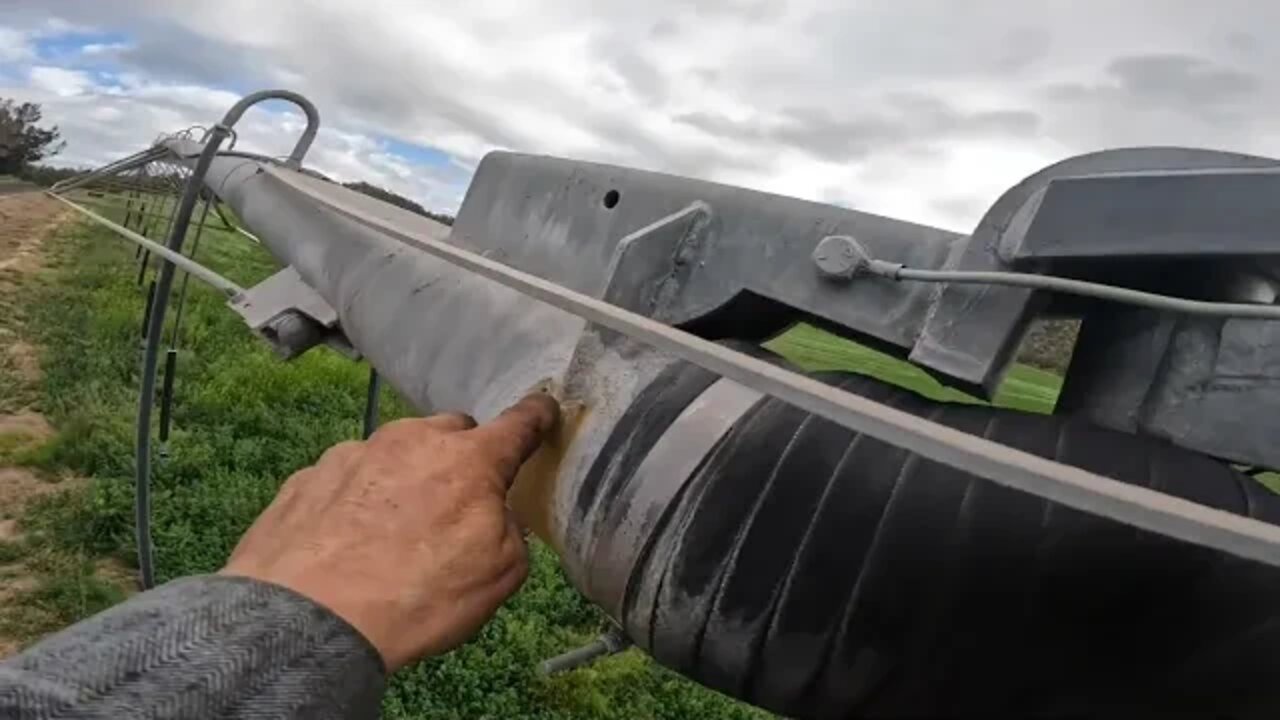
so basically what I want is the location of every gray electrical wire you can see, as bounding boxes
[865,260,1280,320]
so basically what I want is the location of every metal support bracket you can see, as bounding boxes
[229,265,355,360]
[602,201,715,319]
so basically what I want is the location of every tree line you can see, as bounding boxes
[0,98,66,177]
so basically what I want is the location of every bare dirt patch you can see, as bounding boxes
[0,567,39,655]
[0,412,51,442]
[0,190,90,656]
[0,468,82,519]
[0,190,64,431]
[0,192,67,275]
[3,340,41,386]
[0,192,67,394]
[94,558,137,590]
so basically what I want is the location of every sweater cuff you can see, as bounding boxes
[4,574,386,719]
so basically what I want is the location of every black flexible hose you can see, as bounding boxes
[593,365,1280,717]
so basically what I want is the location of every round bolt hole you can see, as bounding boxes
[602,189,621,209]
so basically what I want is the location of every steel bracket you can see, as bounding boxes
[602,201,715,319]
[229,266,355,360]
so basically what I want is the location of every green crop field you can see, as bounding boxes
[0,204,1063,718]
[766,323,1061,414]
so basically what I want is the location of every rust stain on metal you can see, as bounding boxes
[509,395,588,552]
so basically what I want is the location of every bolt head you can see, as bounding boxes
[812,235,870,280]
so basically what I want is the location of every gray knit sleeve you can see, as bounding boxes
[0,575,386,719]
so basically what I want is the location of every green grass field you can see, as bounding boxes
[767,324,1060,414]
[0,203,1065,718]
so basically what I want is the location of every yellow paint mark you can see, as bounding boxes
[508,389,588,553]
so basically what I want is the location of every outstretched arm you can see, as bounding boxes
[0,394,560,719]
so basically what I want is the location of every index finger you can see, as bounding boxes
[466,393,562,480]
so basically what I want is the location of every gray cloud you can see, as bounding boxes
[648,19,679,39]
[1108,54,1259,107]
[1051,53,1259,110]
[112,25,270,89]
[684,0,784,21]
[930,195,989,225]
[12,0,1280,230]
[1226,31,1261,58]
[993,26,1053,72]
[1041,52,1269,151]
[678,93,1040,163]
[602,49,668,105]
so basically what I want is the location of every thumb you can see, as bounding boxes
[466,393,562,481]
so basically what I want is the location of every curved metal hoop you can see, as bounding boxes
[218,89,321,169]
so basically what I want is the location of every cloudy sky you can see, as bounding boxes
[2,0,1277,230]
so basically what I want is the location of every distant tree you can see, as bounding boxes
[18,164,85,187]
[0,98,66,175]
[343,180,455,226]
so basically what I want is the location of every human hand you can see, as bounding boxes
[221,393,560,671]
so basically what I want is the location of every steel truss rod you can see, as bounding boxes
[49,146,169,194]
